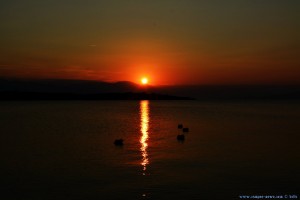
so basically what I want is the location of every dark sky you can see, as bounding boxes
[0,0,299,85]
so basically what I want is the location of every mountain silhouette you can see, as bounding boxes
[0,79,141,94]
[1,78,300,100]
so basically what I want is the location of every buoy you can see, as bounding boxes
[114,139,124,146]
[177,134,185,141]
[178,124,183,129]
[182,128,189,132]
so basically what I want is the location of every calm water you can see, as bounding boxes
[0,100,299,199]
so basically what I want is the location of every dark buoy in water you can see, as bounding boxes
[178,124,183,129]
[182,128,189,132]
[177,134,185,141]
[114,139,124,146]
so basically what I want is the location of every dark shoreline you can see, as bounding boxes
[1,91,300,102]
[0,91,194,101]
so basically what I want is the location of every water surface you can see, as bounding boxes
[0,100,299,199]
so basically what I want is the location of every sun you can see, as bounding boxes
[141,77,149,85]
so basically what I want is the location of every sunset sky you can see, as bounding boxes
[0,0,299,85]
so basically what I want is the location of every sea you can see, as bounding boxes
[0,100,299,200]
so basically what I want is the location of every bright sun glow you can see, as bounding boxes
[141,77,148,85]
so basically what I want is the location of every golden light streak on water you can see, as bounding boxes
[140,100,149,175]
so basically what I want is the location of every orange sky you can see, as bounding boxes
[0,1,299,85]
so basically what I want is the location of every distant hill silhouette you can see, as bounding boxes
[0,91,193,101]
[0,79,140,94]
[1,78,300,101]
[0,79,193,100]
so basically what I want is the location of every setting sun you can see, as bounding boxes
[141,77,149,85]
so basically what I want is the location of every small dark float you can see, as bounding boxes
[177,134,185,141]
[114,139,124,146]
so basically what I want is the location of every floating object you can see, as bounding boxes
[178,124,183,129]
[182,128,189,132]
[177,134,185,141]
[114,139,124,146]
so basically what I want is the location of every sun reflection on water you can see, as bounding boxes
[140,100,149,174]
